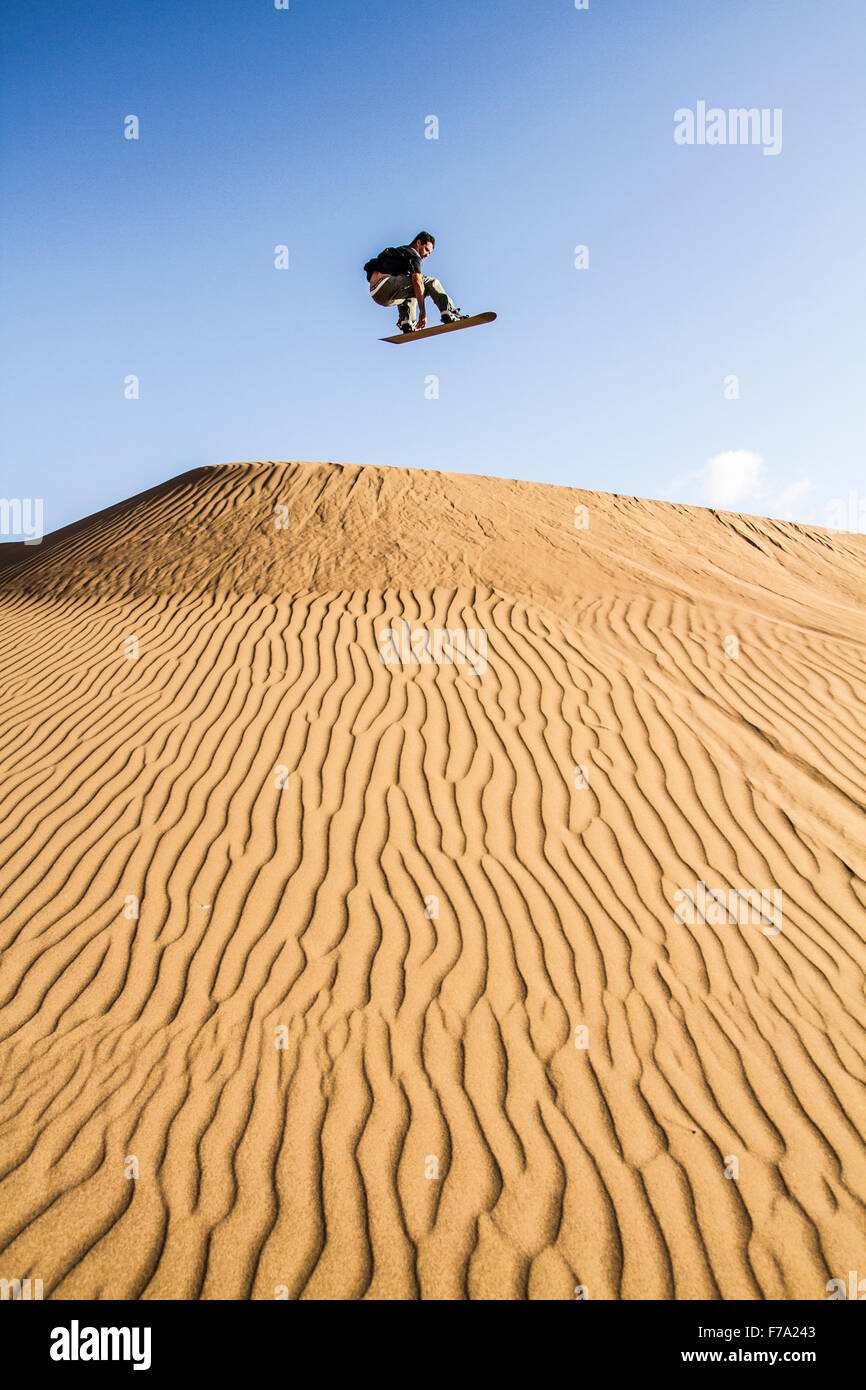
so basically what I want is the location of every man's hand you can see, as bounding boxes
[412,272,427,329]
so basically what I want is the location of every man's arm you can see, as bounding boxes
[411,271,427,328]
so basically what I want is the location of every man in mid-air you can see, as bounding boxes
[364,232,467,334]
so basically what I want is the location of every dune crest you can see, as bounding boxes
[0,461,864,1300]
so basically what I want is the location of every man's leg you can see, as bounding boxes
[379,274,416,327]
[375,273,459,327]
[370,274,417,326]
[393,274,456,326]
[422,276,458,319]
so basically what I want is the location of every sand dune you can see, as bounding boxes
[0,460,864,1299]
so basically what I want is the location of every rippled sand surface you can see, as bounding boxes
[0,461,864,1299]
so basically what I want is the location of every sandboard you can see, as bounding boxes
[381,311,497,344]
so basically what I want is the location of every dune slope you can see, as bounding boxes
[0,460,864,1300]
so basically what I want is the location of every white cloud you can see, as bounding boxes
[668,452,816,521]
[704,450,764,508]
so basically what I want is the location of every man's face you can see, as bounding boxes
[416,240,434,260]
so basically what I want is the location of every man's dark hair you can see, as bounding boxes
[413,231,435,248]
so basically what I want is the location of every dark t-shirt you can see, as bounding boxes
[364,244,422,281]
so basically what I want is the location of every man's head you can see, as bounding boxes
[412,232,435,259]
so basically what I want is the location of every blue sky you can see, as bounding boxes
[1,0,864,538]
